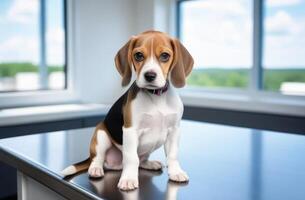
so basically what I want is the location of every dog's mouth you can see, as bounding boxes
[143,81,169,90]
[135,79,168,90]
[144,83,168,90]
[145,84,159,89]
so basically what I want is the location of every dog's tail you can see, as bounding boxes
[61,158,91,177]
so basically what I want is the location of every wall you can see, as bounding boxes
[73,0,137,104]
[73,0,175,104]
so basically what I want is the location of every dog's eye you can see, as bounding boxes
[134,52,144,62]
[160,52,170,62]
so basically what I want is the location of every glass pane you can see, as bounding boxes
[46,0,65,90]
[0,0,40,91]
[180,0,252,89]
[263,0,305,96]
[0,0,66,92]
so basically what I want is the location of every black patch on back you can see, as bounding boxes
[104,83,139,145]
[104,93,127,145]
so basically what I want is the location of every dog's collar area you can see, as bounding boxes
[146,81,169,96]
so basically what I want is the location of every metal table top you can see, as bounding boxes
[0,120,304,200]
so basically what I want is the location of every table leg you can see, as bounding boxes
[17,171,66,200]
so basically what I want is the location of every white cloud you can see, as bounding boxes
[0,0,64,65]
[264,11,305,67]
[0,27,65,65]
[181,0,252,68]
[266,11,303,35]
[0,28,65,65]
[7,0,38,24]
[266,0,302,7]
[181,0,305,68]
[0,36,39,63]
[264,35,305,66]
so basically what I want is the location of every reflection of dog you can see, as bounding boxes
[89,170,187,200]
[62,30,194,191]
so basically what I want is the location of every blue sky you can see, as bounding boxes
[263,0,305,68]
[0,0,304,69]
[0,0,64,65]
[181,0,305,69]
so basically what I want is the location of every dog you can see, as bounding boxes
[62,30,194,191]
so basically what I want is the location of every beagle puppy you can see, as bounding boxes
[62,30,194,191]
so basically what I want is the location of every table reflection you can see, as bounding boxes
[0,120,304,200]
[72,170,187,200]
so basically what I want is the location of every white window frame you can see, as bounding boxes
[175,0,305,117]
[0,0,80,108]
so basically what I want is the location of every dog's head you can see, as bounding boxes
[115,30,194,89]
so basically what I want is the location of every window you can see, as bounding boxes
[263,0,305,95]
[179,0,252,89]
[178,0,305,96]
[0,0,66,92]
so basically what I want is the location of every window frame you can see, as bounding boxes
[0,0,79,108]
[176,0,305,117]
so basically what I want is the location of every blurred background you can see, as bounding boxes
[0,0,305,94]
[0,0,304,199]
[0,0,65,91]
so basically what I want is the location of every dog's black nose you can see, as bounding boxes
[144,71,157,82]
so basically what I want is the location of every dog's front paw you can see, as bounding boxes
[140,160,163,171]
[169,170,189,182]
[88,166,104,178]
[118,178,139,191]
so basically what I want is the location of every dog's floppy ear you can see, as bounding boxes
[115,37,137,86]
[170,38,194,88]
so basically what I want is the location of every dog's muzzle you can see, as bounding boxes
[144,71,157,82]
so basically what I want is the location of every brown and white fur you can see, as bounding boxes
[62,30,194,191]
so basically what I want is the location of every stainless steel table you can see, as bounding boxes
[0,120,304,200]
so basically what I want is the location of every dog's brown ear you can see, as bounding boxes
[170,39,194,88]
[115,37,137,86]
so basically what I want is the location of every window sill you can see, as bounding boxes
[0,103,110,127]
[180,89,305,117]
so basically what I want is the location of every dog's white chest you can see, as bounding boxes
[131,88,183,157]
[136,110,178,156]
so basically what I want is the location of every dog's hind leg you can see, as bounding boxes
[88,127,112,178]
[104,146,123,170]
